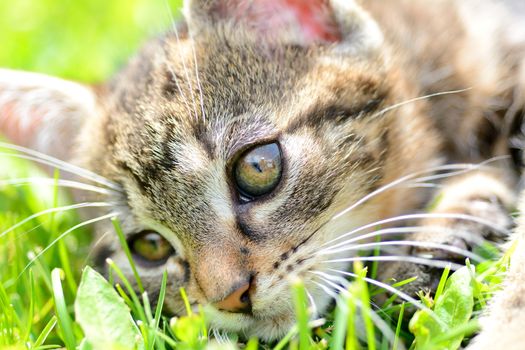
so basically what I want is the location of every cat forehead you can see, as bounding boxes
[125,30,387,125]
[106,28,389,172]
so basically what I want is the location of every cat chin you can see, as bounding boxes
[203,305,296,341]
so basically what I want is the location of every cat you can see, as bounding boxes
[1,0,524,343]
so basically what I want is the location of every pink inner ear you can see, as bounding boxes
[214,0,341,44]
[283,0,341,42]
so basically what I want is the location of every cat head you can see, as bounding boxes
[0,0,440,340]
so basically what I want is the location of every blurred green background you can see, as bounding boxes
[0,0,183,82]
[0,2,182,346]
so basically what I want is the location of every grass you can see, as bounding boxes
[0,1,511,349]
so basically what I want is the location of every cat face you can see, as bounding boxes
[0,0,440,340]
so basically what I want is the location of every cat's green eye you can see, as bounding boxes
[130,231,174,264]
[234,143,282,200]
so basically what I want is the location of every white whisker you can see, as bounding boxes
[406,183,443,189]
[322,212,508,249]
[312,270,431,318]
[168,13,199,122]
[370,88,472,119]
[312,274,403,347]
[320,240,484,262]
[83,229,113,267]
[1,202,112,239]
[331,159,506,223]
[188,29,206,123]
[18,212,117,279]
[162,2,194,119]
[311,279,339,299]
[410,156,509,184]
[0,177,117,195]
[305,288,318,317]
[321,256,463,271]
[0,142,122,191]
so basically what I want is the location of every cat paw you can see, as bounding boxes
[412,195,513,261]
[376,171,516,298]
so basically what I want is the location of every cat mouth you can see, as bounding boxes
[204,304,296,341]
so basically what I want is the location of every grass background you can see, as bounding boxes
[0,0,182,82]
[0,1,183,348]
[0,1,507,349]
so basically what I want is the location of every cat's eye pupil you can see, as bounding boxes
[131,231,174,263]
[234,143,282,200]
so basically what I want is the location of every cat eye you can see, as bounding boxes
[129,231,175,265]
[234,142,282,200]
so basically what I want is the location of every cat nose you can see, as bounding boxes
[214,279,252,313]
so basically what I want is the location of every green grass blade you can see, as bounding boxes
[33,315,58,348]
[179,287,192,316]
[346,289,358,350]
[434,265,451,302]
[148,270,168,350]
[393,303,405,350]
[51,269,76,350]
[330,299,347,350]
[106,259,147,322]
[246,337,259,350]
[291,279,311,350]
[111,217,144,293]
[354,262,375,350]
[22,269,35,343]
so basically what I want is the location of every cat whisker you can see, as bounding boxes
[162,1,194,120]
[311,274,403,347]
[311,270,430,317]
[0,142,122,191]
[331,157,508,223]
[406,182,443,189]
[211,328,226,343]
[0,202,112,239]
[305,288,318,317]
[321,255,464,271]
[370,88,472,119]
[321,212,509,249]
[187,27,207,123]
[408,156,509,184]
[319,225,489,254]
[169,9,200,123]
[0,177,117,195]
[319,240,484,262]
[3,222,46,247]
[314,271,392,321]
[307,164,491,252]
[83,229,113,267]
[17,212,117,279]
[165,54,195,120]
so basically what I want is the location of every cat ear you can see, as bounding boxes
[0,69,98,161]
[183,0,383,55]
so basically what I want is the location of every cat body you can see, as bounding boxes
[467,192,525,350]
[1,0,524,342]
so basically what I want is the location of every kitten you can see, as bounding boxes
[1,0,524,342]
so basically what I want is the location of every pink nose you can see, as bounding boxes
[214,281,252,313]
